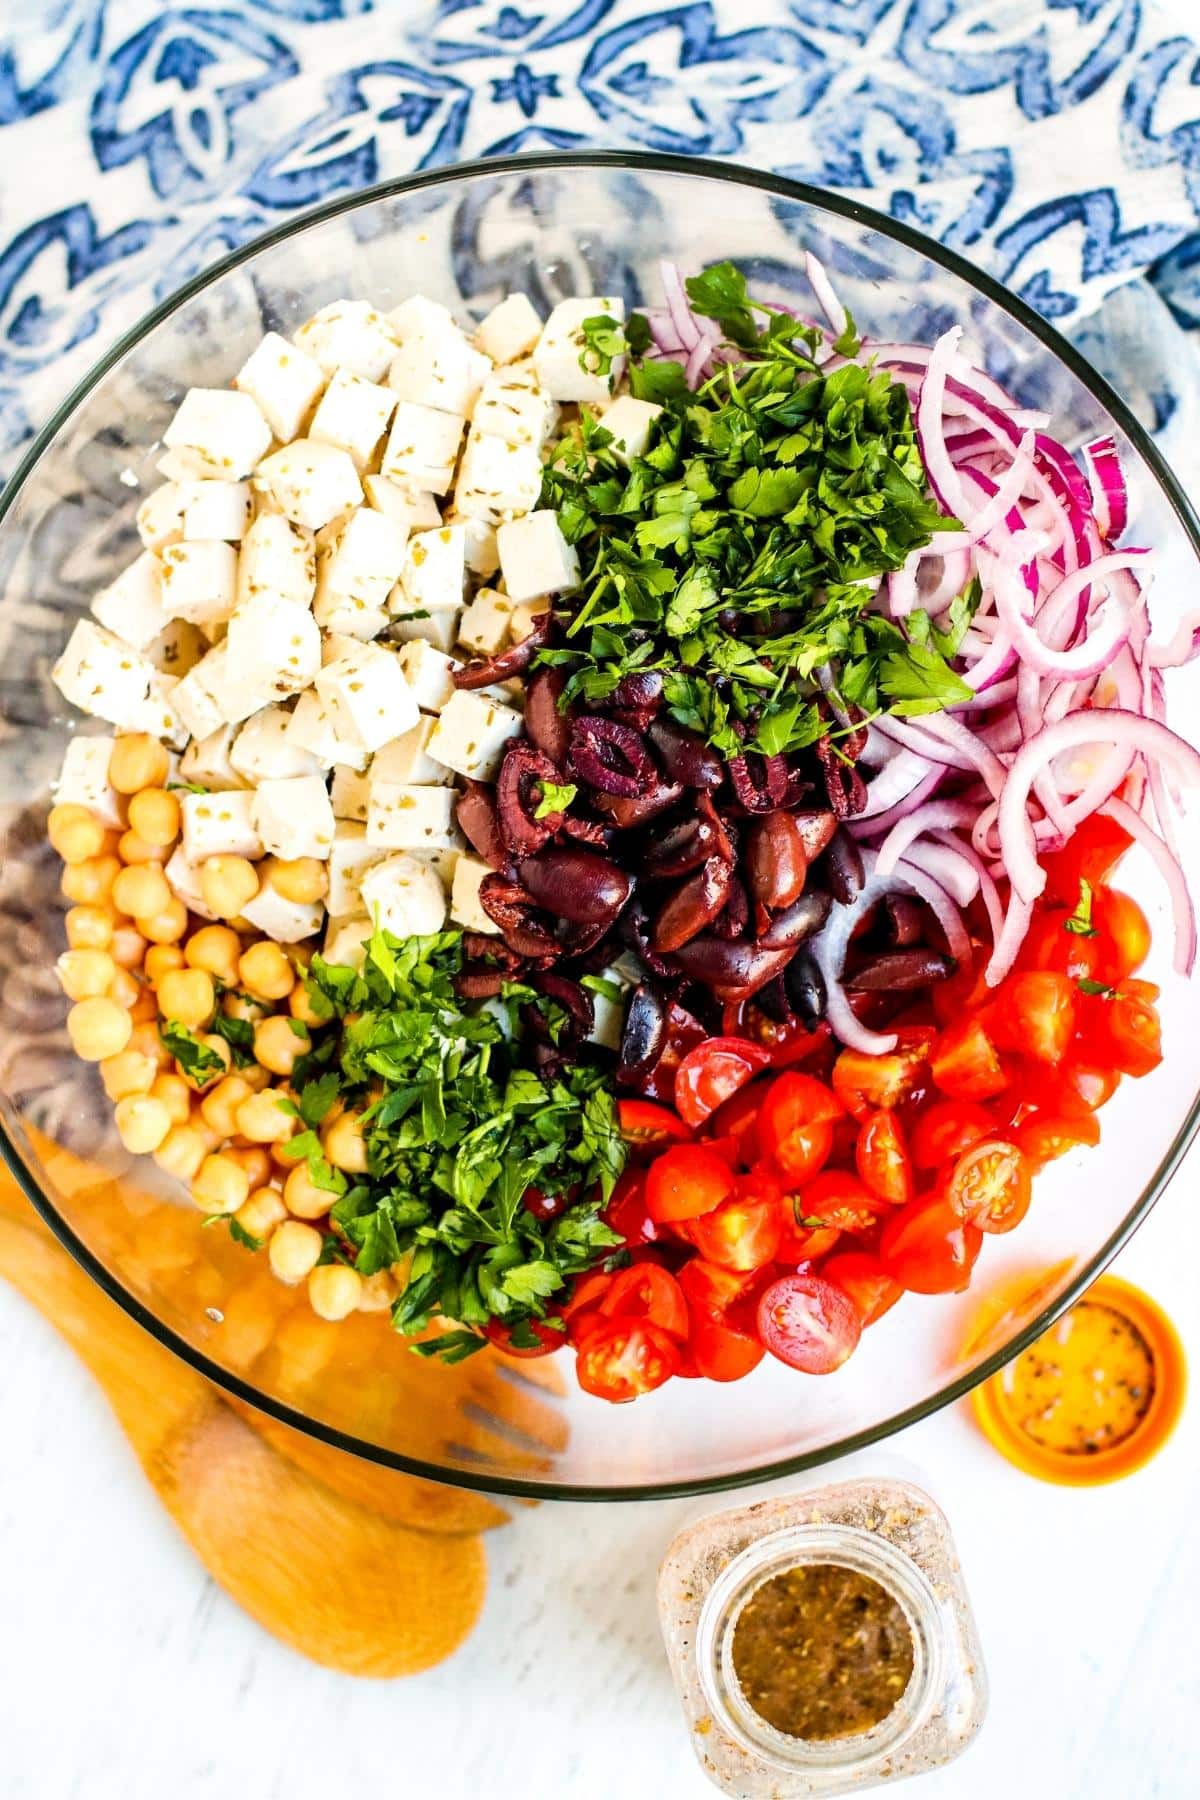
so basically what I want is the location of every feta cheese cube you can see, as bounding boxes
[395,640,459,713]
[317,507,407,612]
[55,734,122,828]
[239,882,324,944]
[163,388,272,480]
[136,674,188,750]
[181,480,253,542]
[388,332,492,418]
[373,717,455,788]
[237,510,315,610]
[181,789,262,862]
[257,441,363,532]
[145,616,207,677]
[381,402,464,495]
[393,524,468,623]
[457,587,515,657]
[360,853,447,937]
[366,782,457,850]
[91,551,168,652]
[325,821,384,916]
[163,847,215,921]
[252,776,336,861]
[599,394,663,464]
[235,331,326,442]
[533,295,626,404]
[286,688,368,771]
[171,640,272,737]
[586,965,634,1051]
[509,599,549,642]
[454,431,542,525]
[363,475,442,535]
[426,689,523,781]
[294,300,396,382]
[226,595,321,698]
[309,369,397,470]
[330,763,370,821]
[229,706,323,783]
[159,539,238,627]
[497,509,580,604]
[315,641,418,753]
[386,609,460,653]
[450,853,499,935]
[474,294,543,366]
[323,913,371,970]
[52,621,159,732]
[156,448,203,484]
[443,508,499,578]
[313,588,387,642]
[136,481,188,553]
[408,842,465,886]
[179,724,245,792]
[390,295,457,342]
[472,366,559,450]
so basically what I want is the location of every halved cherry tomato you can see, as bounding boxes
[677,1257,758,1317]
[756,1273,863,1373]
[1092,888,1151,983]
[645,1143,735,1224]
[1019,908,1106,983]
[930,1017,1009,1100]
[599,1263,689,1339]
[603,1168,662,1247]
[880,1197,983,1293]
[561,1270,615,1346]
[707,1083,766,1168]
[995,971,1076,1065]
[575,1318,680,1401]
[757,1072,842,1180]
[777,1209,842,1264]
[822,1251,903,1326]
[686,1170,783,1271]
[675,1036,772,1129]
[485,1316,566,1358]
[945,1138,1031,1233]
[832,1042,929,1118]
[796,1169,886,1237]
[1041,812,1132,904]
[617,1098,692,1149]
[722,1004,835,1069]
[855,1109,913,1204]
[1015,1110,1101,1169]
[910,1100,994,1170]
[688,1308,766,1381]
[1078,978,1163,1078]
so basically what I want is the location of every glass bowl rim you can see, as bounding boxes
[3,147,1199,1502]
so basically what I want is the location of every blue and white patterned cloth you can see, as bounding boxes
[3,0,1200,483]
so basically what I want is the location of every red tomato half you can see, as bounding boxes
[1016,1110,1100,1169]
[686,1173,783,1272]
[645,1143,735,1224]
[687,1307,766,1381]
[485,1316,565,1358]
[677,1257,758,1316]
[599,1264,689,1339]
[930,1017,1009,1100]
[603,1168,661,1247]
[822,1251,903,1327]
[707,1083,765,1168]
[880,1198,983,1294]
[996,972,1076,1065]
[675,1036,772,1128]
[1020,909,1105,984]
[617,1098,692,1149]
[855,1109,913,1204]
[911,1100,994,1170]
[796,1169,886,1237]
[832,1043,930,1118]
[1041,813,1132,904]
[757,1072,842,1181]
[1080,979,1163,1078]
[1092,888,1151,984]
[756,1273,863,1373]
[575,1318,680,1402]
[945,1138,1032,1234]
[561,1271,614,1347]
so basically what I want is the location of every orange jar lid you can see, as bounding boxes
[971,1274,1186,1485]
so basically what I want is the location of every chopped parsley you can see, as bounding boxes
[1077,977,1117,998]
[534,778,578,819]
[159,1019,225,1083]
[1065,879,1098,937]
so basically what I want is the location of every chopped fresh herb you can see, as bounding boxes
[534,778,577,819]
[166,781,209,795]
[228,1217,262,1252]
[581,974,623,1004]
[208,1008,256,1067]
[1077,977,1117,998]
[295,1069,341,1128]
[159,1019,225,1083]
[578,313,628,379]
[1065,879,1098,937]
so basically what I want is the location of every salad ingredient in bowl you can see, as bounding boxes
[42,252,1197,1401]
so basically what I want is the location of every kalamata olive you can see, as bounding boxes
[594,778,685,827]
[746,811,808,912]
[478,874,559,959]
[453,611,551,687]
[520,845,632,925]
[815,734,868,818]
[728,753,789,813]
[569,714,656,797]
[759,888,832,949]
[522,1185,572,1223]
[710,875,749,940]
[560,813,610,847]
[753,974,792,1024]
[454,968,508,999]
[672,935,798,1003]
[647,717,724,789]
[820,826,865,905]
[791,809,838,862]
[610,669,663,717]
[642,793,732,878]
[526,970,595,1041]
[785,950,826,1027]
[496,740,567,858]
[884,893,924,947]
[524,667,574,765]
[845,949,955,991]
[651,855,733,953]
[616,895,680,979]
[619,983,668,1077]
[456,782,506,870]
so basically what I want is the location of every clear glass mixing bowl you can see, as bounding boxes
[2,153,1198,1499]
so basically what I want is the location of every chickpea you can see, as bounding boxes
[64,904,115,950]
[110,924,147,970]
[268,857,328,905]
[48,803,107,865]
[61,854,122,906]
[66,996,132,1062]
[118,829,169,866]
[157,967,215,1031]
[105,966,139,1011]
[254,1014,309,1077]
[229,1146,272,1192]
[307,1263,363,1322]
[235,1187,287,1244]
[191,1152,251,1217]
[137,898,189,946]
[109,733,169,795]
[222,989,269,1025]
[114,1095,172,1156]
[127,788,180,848]
[144,943,185,984]
[323,1110,368,1175]
[184,925,242,987]
[56,948,116,1002]
[200,856,260,921]
[150,1071,192,1126]
[200,1075,253,1140]
[112,862,170,920]
[283,1162,332,1221]
[235,1089,295,1145]
[288,980,327,1029]
[129,990,159,1025]
[268,1220,323,1286]
[239,1061,271,1094]
[356,1269,398,1314]
[238,940,294,1002]
[99,1048,158,1102]
[153,1123,210,1183]
[129,1018,172,1071]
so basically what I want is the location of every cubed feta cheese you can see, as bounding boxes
[55,734,122,828]
[533,295,626,404]
[586,965,634,1051]
[136,481,188,553]
[179,724,246,791]
[171,640,272,737]
[388,331,492,418]
[91,551,168,652]
[408,842,464,886]
[362,475,442,534]
[236,510,316,609]
[294,300,396,382]
[330,763,370,821]
[163,847,215,921]
[360,853,447,936]
[226,595,321,699]
[134,674,188,749]
[52,621,159,732]
[453,430,542,525]
[239,882,324,944]
[450,853,499,935]
[309,369,398,469]
[159,539,238,627]
[181,789,263,862]
[381,402,464,495]
[315,641,418,753]
[497,509,580,604]
[325,821,384,916]
[393,524,467,622]
[323,913,371,970]
[426,689,523,781]
[472,366,559,450]
[181,480,253,542]
[156,448,203,484]
[457,587,515,657]
[317,507,407,612]
[251,776,336,861]
[390,295,457,342]
[163,388,272,480]
[387,609,460,653]
[235,331,326,442]
[508,599,549,642]
[473,294,543,366]
[599,394,663,464]
[313,588,387,642]
[257,441,363,532]
[286,688,368,771]
[145,616,207,677]
[366,782,457,850]
[229,706,323,783]
[443,508,499,578]
[394,640,459,712]
[372,718,455,789]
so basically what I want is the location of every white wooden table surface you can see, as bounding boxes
[1,1155,1197,1800]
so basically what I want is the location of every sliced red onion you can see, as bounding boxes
[915,712,1007,798]
[902,840,980,908]
[804,251,847,340]
[916,328,969,517]
[855,751,943,821]
[809,866,899,1056]
[932,830,1006,946]
[1082,434,1129,540]
[659,259,701,353]
[874,798,979,880]
[892,857,971,962]
[985,890,1033,986]
[1104,795,1196,975]
[993,553,1140,680]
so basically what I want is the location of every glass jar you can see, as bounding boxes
[657,1478,986,1796]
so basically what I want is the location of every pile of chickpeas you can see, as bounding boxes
[50,731,396,1325]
